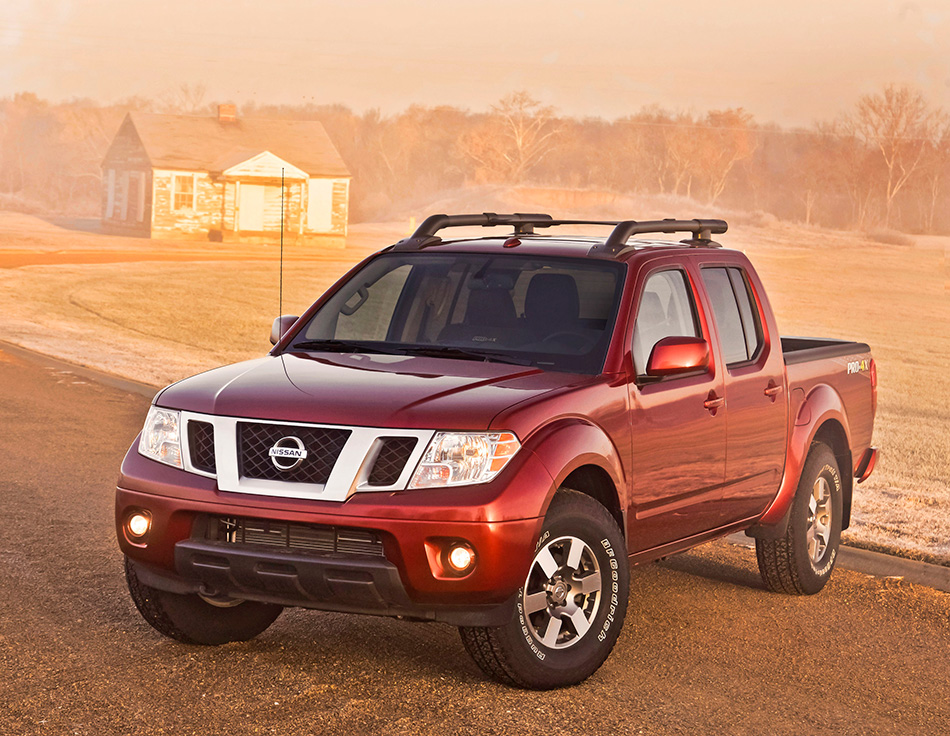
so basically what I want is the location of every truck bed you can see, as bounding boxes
[781,336,875,478]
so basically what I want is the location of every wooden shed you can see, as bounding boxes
[101,105,351,245]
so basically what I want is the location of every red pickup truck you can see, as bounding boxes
[116,214,878,689]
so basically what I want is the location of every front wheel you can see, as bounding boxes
[755,442,843,595]
[459,490,628,689]
[125,558,283,645]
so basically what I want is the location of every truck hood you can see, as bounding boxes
[155,352,586,429]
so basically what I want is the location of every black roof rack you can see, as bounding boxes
[390,212,728,254]
[593,218,727,254]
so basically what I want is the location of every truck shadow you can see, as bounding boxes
[656,550,766,591]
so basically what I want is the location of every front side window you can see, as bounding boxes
[293,253,626,374]
[173,174,195,210]
[632,269,700,374]
[700,267,763,365]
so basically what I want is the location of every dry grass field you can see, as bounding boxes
[0,206,947,564]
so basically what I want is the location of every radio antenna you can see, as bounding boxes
[279,168,284,320]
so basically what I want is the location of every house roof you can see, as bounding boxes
[117,112,351,177]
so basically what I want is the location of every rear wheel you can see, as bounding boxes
[125,557,283,645]
[755,442,842,595]
[459,490,628,689]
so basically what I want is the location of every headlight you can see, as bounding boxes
[138,407,183,468]
[409,432,520,489]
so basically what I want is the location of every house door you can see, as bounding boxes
[308,178,334,232]
[239,184,265,231]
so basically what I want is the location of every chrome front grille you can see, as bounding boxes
[177,410,435,502]
[237,422,350,484]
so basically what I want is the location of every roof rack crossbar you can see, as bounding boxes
[393,212,625,250]
[391,213,728,253]
[595,218,728,254]
[416,212,554,236]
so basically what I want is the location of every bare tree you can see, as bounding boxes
[788,127,842,226]
[458,92,561,183]
[620,107,677,193]
[156,83,209,115]
[852,84,942,227]
[663,113,704,198]
[921,116,950,232]
[696,109,758,204]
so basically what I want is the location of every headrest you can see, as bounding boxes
[525,273,580,327]
[465,288,516,327]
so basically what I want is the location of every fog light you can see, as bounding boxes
[127,512,151,539]
[446,543,476,574]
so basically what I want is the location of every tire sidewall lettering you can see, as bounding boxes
[811,464,841,576]
[516,594,546,661]
[597,538,618,642]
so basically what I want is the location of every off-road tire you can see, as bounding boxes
[459,490,628,689]
[756,442,842,595]
[125,557,283,645]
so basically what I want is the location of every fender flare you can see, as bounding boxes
[754,384,853,532]
[522,418,627,532]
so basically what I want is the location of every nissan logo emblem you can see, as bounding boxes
[268,436,308,471]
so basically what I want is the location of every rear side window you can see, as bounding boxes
[700,267,763,365]
[632,269,700,373]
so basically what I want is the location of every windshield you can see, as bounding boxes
[289,252,626,374]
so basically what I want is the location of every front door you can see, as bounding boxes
[238,184,265,232]
[627,265,727,553]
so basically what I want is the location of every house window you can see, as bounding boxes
[173,174,196,210]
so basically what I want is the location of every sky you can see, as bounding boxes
[2,0,950,127]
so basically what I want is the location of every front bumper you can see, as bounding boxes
[116,439,551,624]
[128,541,518,626]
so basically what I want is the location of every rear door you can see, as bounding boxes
[627,260,727,552]
[698,261,787,523]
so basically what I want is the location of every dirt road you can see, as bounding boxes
[0,346,947,736]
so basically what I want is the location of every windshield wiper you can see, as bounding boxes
[290,339,402,355]
[398,345,534,366]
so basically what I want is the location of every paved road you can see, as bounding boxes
[1,347,948,736]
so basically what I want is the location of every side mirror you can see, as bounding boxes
[646,336,710,378]
[270,315,300,345]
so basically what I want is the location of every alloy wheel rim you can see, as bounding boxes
[806,475,833,565]
[522,535,602,650]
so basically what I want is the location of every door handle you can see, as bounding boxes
[703,392,725,411]
[764,381,783,399]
